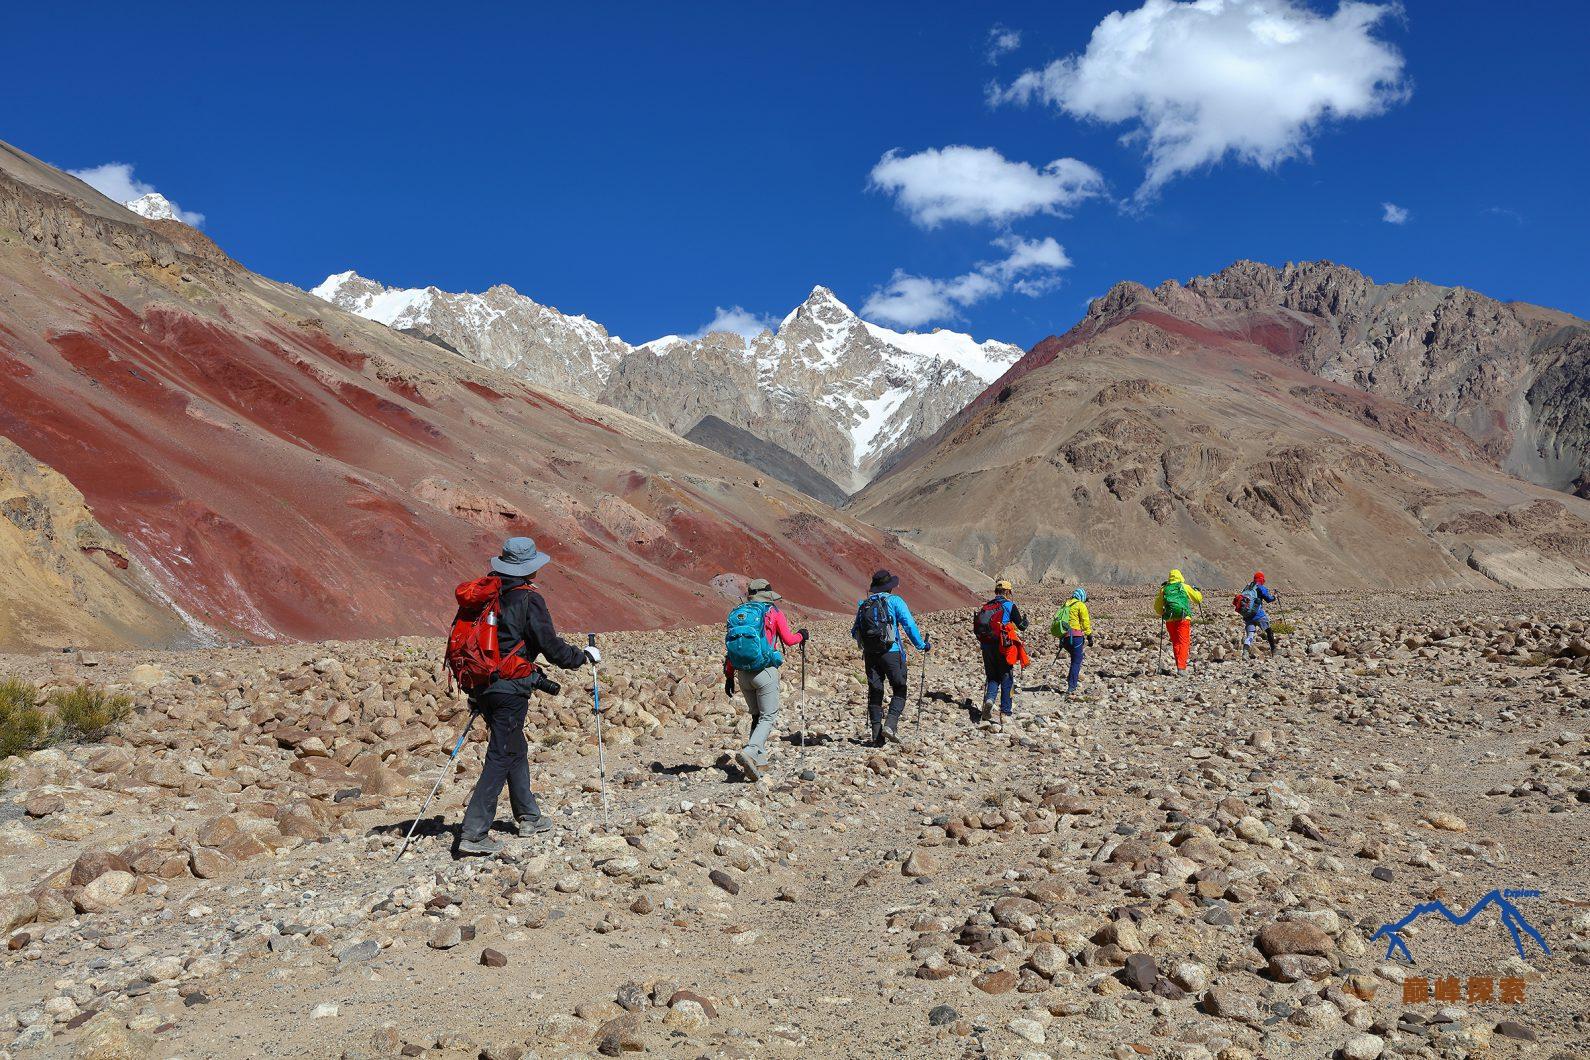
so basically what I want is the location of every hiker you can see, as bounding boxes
[723,578,807,781]
[458,537,597,856]
[972,579,1029,725]
[1052,587,1093,695]
[1238,571,1279,657]
[1154,569,1204,673]
[850,569,930,747]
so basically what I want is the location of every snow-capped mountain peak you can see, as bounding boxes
[313,268,1022,495]
[311,270,626,398]
[125,192,181,222]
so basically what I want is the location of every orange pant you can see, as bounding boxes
[1165,618,1191,670]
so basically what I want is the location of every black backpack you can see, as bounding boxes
[855,594,897,654]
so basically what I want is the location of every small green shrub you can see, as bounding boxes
[1270,620,1296,637]
[49,685,133,741]
[1,679,50,761]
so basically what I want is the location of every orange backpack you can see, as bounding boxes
[444,576,540,691]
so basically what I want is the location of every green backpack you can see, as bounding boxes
[1161,581,1193,621]
[1050,601,1074,638]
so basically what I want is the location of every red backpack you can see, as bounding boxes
[445,576,539,691]
[973,600,1009,649]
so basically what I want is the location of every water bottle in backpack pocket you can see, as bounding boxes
[725,601,783,672]
[854,594,898,654]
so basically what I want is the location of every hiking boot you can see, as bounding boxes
[883,720,902,745]
[515,815,553,837]
[735,749,764,782]
[979,699,994,724]
[457,835,503,857]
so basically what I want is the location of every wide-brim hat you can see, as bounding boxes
[869,569,899,593]
[491,536,551,577]
[746,577,781,602]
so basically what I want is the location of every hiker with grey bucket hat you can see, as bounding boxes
[457,537,598,856]
[722,578,807,781]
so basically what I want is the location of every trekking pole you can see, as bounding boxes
[394,708,479,862]
[799,639,808,750]
[915,644,926,742]
[588,633,610,827]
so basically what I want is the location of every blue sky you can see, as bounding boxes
[8,0,1586,346]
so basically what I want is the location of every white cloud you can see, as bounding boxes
[991,0,1409,199]
[986,23,1023,63]
[870,145,1106,228]
[66,162,206,225]
[686,305,776,342]
[1381,201,1409,224]
[861,236,1073,328]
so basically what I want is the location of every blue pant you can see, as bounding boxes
[981,648,1013,714]
[1063,634,1084,692]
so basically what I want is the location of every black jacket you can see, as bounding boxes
[483,575,587,696]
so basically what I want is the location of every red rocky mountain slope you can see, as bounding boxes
[0,141,968,649]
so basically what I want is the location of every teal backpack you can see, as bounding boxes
[725,602,783,672]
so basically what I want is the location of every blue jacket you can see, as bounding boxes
[850,592,928,654]
[1245,583,1275,624]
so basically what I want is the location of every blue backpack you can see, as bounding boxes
[725,602,783,672]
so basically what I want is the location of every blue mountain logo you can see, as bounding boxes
[1371,889,1550,964]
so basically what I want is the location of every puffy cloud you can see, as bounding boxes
[686,306,777,341]
[869,145,1105,228]
[991,0,1408,198]
[66,162,205,225]
[1381,201,1409,224]
[986,24,1022,63]
[862,236,1072,328]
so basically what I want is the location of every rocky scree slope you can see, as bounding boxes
[317,274,1022,498]
[0,138,969,650]
[1060,261,1590,496]
[0,589,1586,1057]
[853,303,1590,590]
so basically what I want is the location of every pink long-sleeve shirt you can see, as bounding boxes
[723,603,804,676]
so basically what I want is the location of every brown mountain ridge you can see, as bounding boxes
[853,264,1590,593]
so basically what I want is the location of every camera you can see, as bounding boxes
[526,670,561,697]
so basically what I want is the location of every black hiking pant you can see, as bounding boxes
[460,688,543,842]
[864,650,909,741]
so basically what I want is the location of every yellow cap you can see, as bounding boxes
[995,579,1013,593]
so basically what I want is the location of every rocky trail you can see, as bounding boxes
[2,589,1587,1059]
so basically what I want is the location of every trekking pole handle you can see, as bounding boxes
[587,634,602,713]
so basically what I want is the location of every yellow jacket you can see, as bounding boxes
[1054,598,1091,636]
[1153,569,1203,618]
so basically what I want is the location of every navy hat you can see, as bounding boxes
[869,569,899,593]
